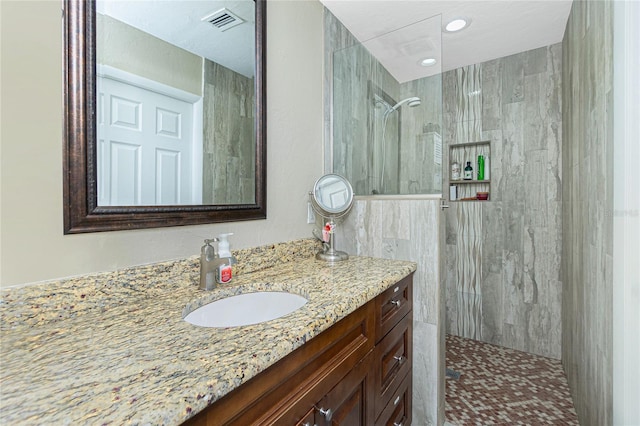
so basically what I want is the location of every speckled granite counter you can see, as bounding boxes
[0,239,416,425]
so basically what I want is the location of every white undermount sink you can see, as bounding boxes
[184,291,308,327]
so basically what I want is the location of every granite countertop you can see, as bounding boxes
[0,240,416,425]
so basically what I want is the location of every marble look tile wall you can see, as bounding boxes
[325,9,442,196]
[561,0,614,424]
[326,10,400,195]
[337,197,444,426]
[203,59,255,204]
[400,77,443,194]
[443,45,563,359]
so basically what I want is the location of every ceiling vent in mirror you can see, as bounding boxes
[202,8,244,32]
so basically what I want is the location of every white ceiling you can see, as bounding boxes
[320,0,573,82]
[97,0,255,78]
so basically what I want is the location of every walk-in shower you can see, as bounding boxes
[377,96,422,193]
[331,16,443,196]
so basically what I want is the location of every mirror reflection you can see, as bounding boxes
[313,174,354,215]
[96,0,256,206]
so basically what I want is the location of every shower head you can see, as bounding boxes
[386,97,421,114]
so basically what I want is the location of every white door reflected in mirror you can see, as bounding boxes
[95,0,256,207]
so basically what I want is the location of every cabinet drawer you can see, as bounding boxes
[373,312,412,417]
[295,408,315,426]
[375,372,412,426]
[375,274,412,342]
[185,302,375,425]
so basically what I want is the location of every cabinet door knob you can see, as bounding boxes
[317,407,332,421]
[390,299,401,307]
[393,355,407,364]
[394,415,407,426]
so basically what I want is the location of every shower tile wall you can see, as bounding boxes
[443,44,563,359]
[203,59,255,204]
[337,198,445,426]
[325,9,399,195]
[561,0,614,423]
[400,78,443,194]
[325,9,442,196]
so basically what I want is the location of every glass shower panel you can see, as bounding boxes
[332,14,443,196]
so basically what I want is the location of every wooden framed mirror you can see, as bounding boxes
[63,0,266,234]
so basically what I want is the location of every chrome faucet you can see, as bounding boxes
[199,238,238,290]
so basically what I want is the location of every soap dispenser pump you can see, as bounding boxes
[217,233,233,258]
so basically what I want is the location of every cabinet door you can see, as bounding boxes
[316,353,374,426]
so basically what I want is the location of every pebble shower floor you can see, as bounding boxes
[445,334,579,425]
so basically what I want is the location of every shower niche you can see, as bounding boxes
[448,140,491,201]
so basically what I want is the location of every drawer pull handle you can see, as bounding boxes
[394,355,407,364]
[394,395,401,405]
[317,407,333,421]
[390,299,401,307]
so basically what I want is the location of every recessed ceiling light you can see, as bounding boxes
[419,58,437,67]
[445,18,469,32]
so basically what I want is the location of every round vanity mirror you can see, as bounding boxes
[310,174,354,262]
[312,174,354,217]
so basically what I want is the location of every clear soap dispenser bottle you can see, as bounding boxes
[216,233,236,284]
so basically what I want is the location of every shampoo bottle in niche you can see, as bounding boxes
[477,155,485,180]
[484,155,490,180]
[464,161,473,180]
[216,233,236,284]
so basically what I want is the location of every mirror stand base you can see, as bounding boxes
[316,250,349,262]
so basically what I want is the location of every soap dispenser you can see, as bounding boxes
[216,233,237,284]
[217,233,233,258]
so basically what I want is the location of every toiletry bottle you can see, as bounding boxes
[216,233,234,284]
[484,155,490,180]
[477,155,485,180]
[464,161,473,180]
[451,161,461,181]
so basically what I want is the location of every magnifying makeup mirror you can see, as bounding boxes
[310,174,354,262]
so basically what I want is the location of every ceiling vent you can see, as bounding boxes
[202,8,244,32]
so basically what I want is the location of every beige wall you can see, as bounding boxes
[0,0,325,287]
[97,13,203,96]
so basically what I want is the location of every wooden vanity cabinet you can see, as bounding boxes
[183,273,413,426]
